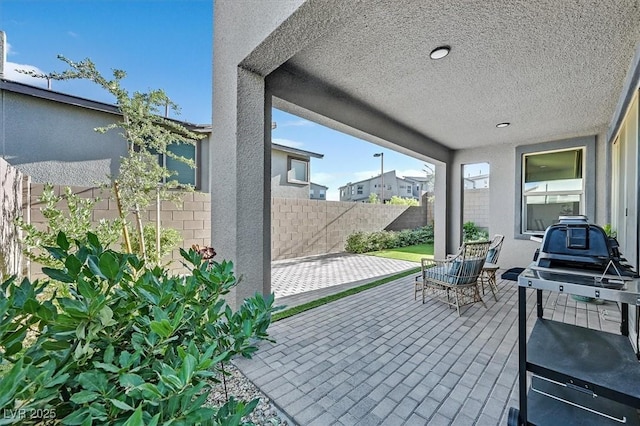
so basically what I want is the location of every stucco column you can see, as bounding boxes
[211,67,271,309]
[434,161,450,258]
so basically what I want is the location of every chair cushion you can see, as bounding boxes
[486,247,498,264]
[455,258,486,285]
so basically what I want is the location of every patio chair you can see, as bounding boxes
[419,241,491,316]
[481,234,504,301]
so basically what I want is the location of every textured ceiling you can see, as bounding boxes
[279,0,640,150]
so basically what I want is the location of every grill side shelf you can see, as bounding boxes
[527,319,640,407]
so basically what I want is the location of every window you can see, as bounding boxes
[288,157,309,183]
[357,185,364,195]
[310,188,315,197]
[406,186,412,194]
[522,148,584,233]
[157,142,198,187]
[319,190,325,199]
[351,186,355,195]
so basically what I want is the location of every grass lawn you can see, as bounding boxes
[366,243,434,263]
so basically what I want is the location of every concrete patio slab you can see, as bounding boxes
[236,274,621,425]
[272,253,418,308]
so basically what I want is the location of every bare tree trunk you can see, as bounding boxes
[113,180,132,253]
[134,203,146,263]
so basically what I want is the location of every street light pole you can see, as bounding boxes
[374,153,384,203]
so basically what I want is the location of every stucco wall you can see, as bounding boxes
[452,134,606,269]
[271,149,309,199]
[0,157,24,280]
[2,92,125,186]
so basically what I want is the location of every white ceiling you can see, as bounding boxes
[275,0,640,151]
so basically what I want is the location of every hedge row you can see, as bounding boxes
[345,225,434,254]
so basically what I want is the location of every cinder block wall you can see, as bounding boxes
[463,188,490,229]
[271,198,413,260]
[385,194,433,231]
[27,184,211,277]
[24,184,426,275]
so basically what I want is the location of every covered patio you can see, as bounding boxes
[235,276,621,425]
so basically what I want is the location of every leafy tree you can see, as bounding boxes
[368,193,379,204]
[388,196,419,206]
[20,56,204,264]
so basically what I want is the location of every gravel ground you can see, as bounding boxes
[207,363,291,425]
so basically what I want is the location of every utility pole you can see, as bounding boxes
[374,152,384,203]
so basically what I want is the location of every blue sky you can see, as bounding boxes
[1,0,460,201]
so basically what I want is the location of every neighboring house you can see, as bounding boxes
[0,78,211,191]
[271,143,323,199]
[464,174,490,189]
[403,175,434,198]
[309,182,328,200]
[0,79,323,200]
[339,170,420,203]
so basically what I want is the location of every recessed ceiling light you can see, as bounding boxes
[496,122,510,128]
[430,46,450,60]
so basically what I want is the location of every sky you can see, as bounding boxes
[1,1,485,201]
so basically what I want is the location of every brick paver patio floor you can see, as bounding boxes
[235,273,621,425]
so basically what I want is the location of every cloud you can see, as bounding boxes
[67,31,79,38]
[280,119,315,128]
[272,138,304,149]
[5,42,13,56]
[3,62,48,88]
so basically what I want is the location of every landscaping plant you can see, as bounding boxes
[345,225,434,254]
[20,57,204,265]
[0,232,276,425]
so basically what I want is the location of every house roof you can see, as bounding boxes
[0,78,212,132]
[309,182,328,189]
[271,142,324,159]
[339,170,399,190]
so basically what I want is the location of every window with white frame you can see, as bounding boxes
[319,190,325,199]
[357,185,364,195]
[522,148,584,233]
[288,157,309,183]
[406,185,412,194]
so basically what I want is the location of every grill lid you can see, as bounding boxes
[536,216,638,278]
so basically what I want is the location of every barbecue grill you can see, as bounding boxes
[508,216,640,426]
[534,216,638,287]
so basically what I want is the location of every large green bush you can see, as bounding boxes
[463,221,489,242]
[345,225,434,253]
[0,232,276,425]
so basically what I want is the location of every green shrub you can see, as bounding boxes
[463,221,489,242]
[0,232,277,425]
[345,225,434,253]
[387,196,419,206]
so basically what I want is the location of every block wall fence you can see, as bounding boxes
[463,188,490,230]
[19,182,431,277]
